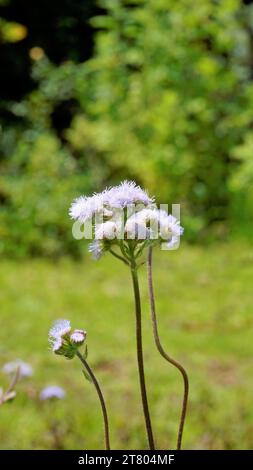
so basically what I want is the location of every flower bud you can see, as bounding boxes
[70,329,86,346]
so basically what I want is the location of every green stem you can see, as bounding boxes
[109,248,129,265]
[130,262,155,450]
[147,247,189,450]
[76,351,111,450]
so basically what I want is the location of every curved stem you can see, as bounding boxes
[109,248,129,265]
[147,247,189,450]
[130,262,155,450]
[76,351,111,450]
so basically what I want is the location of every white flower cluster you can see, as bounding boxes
[69,181,153,223]
[70,180,183,260]
[49,319,86,359]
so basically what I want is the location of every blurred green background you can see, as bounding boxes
[0,0,253,450]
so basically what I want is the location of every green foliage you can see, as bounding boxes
[74,0,253,228]
[1,0,253,257]
[0,60,108,257]
[0,132,88,257]
[227,130,253,237]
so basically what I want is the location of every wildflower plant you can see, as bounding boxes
[49,319,110,450]
[69,181,189,450]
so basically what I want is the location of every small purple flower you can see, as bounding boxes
[40,385,66,401]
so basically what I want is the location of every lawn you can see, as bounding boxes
[0,241,253,450]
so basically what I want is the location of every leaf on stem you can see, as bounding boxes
[82,369,92,383]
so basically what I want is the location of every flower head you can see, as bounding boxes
[95,221,120,240]
[40,385,65,401]
[2,360,33,378]
[49,319,71,340]
[69,190,112,223]
[107,180,153,208]
[70,329,86,345]
[52,337,64,354]
[70,180,183,262]
[49,319,86,359]
[158,212,184,239]
[125,208,183,242]
[69,181,152,223]
[125,208,160,240]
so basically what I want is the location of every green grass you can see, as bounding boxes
[0,241,253,450]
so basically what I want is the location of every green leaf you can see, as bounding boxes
[82,369,92,383]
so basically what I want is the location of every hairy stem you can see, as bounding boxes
[130,262,155,450]
[147,247,189,450]
[76,351,111,450]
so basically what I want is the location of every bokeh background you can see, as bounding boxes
[0,0,253,449]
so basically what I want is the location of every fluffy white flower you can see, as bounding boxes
[158,212,184,239]
[49,319,71,341]
[2,360,33,378]
[69,181,185,259]
[135,208,159,223]
[69,195,87,220]
[125,208,183,242]
[52,337,63,353]
[125,208,160,239]
[69,190,112,223]
[69,181,152,224]
[88,240,104,260]
[107,180,153,208]
[125,217,151,240]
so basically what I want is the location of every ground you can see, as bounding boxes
[0,241,253,450]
